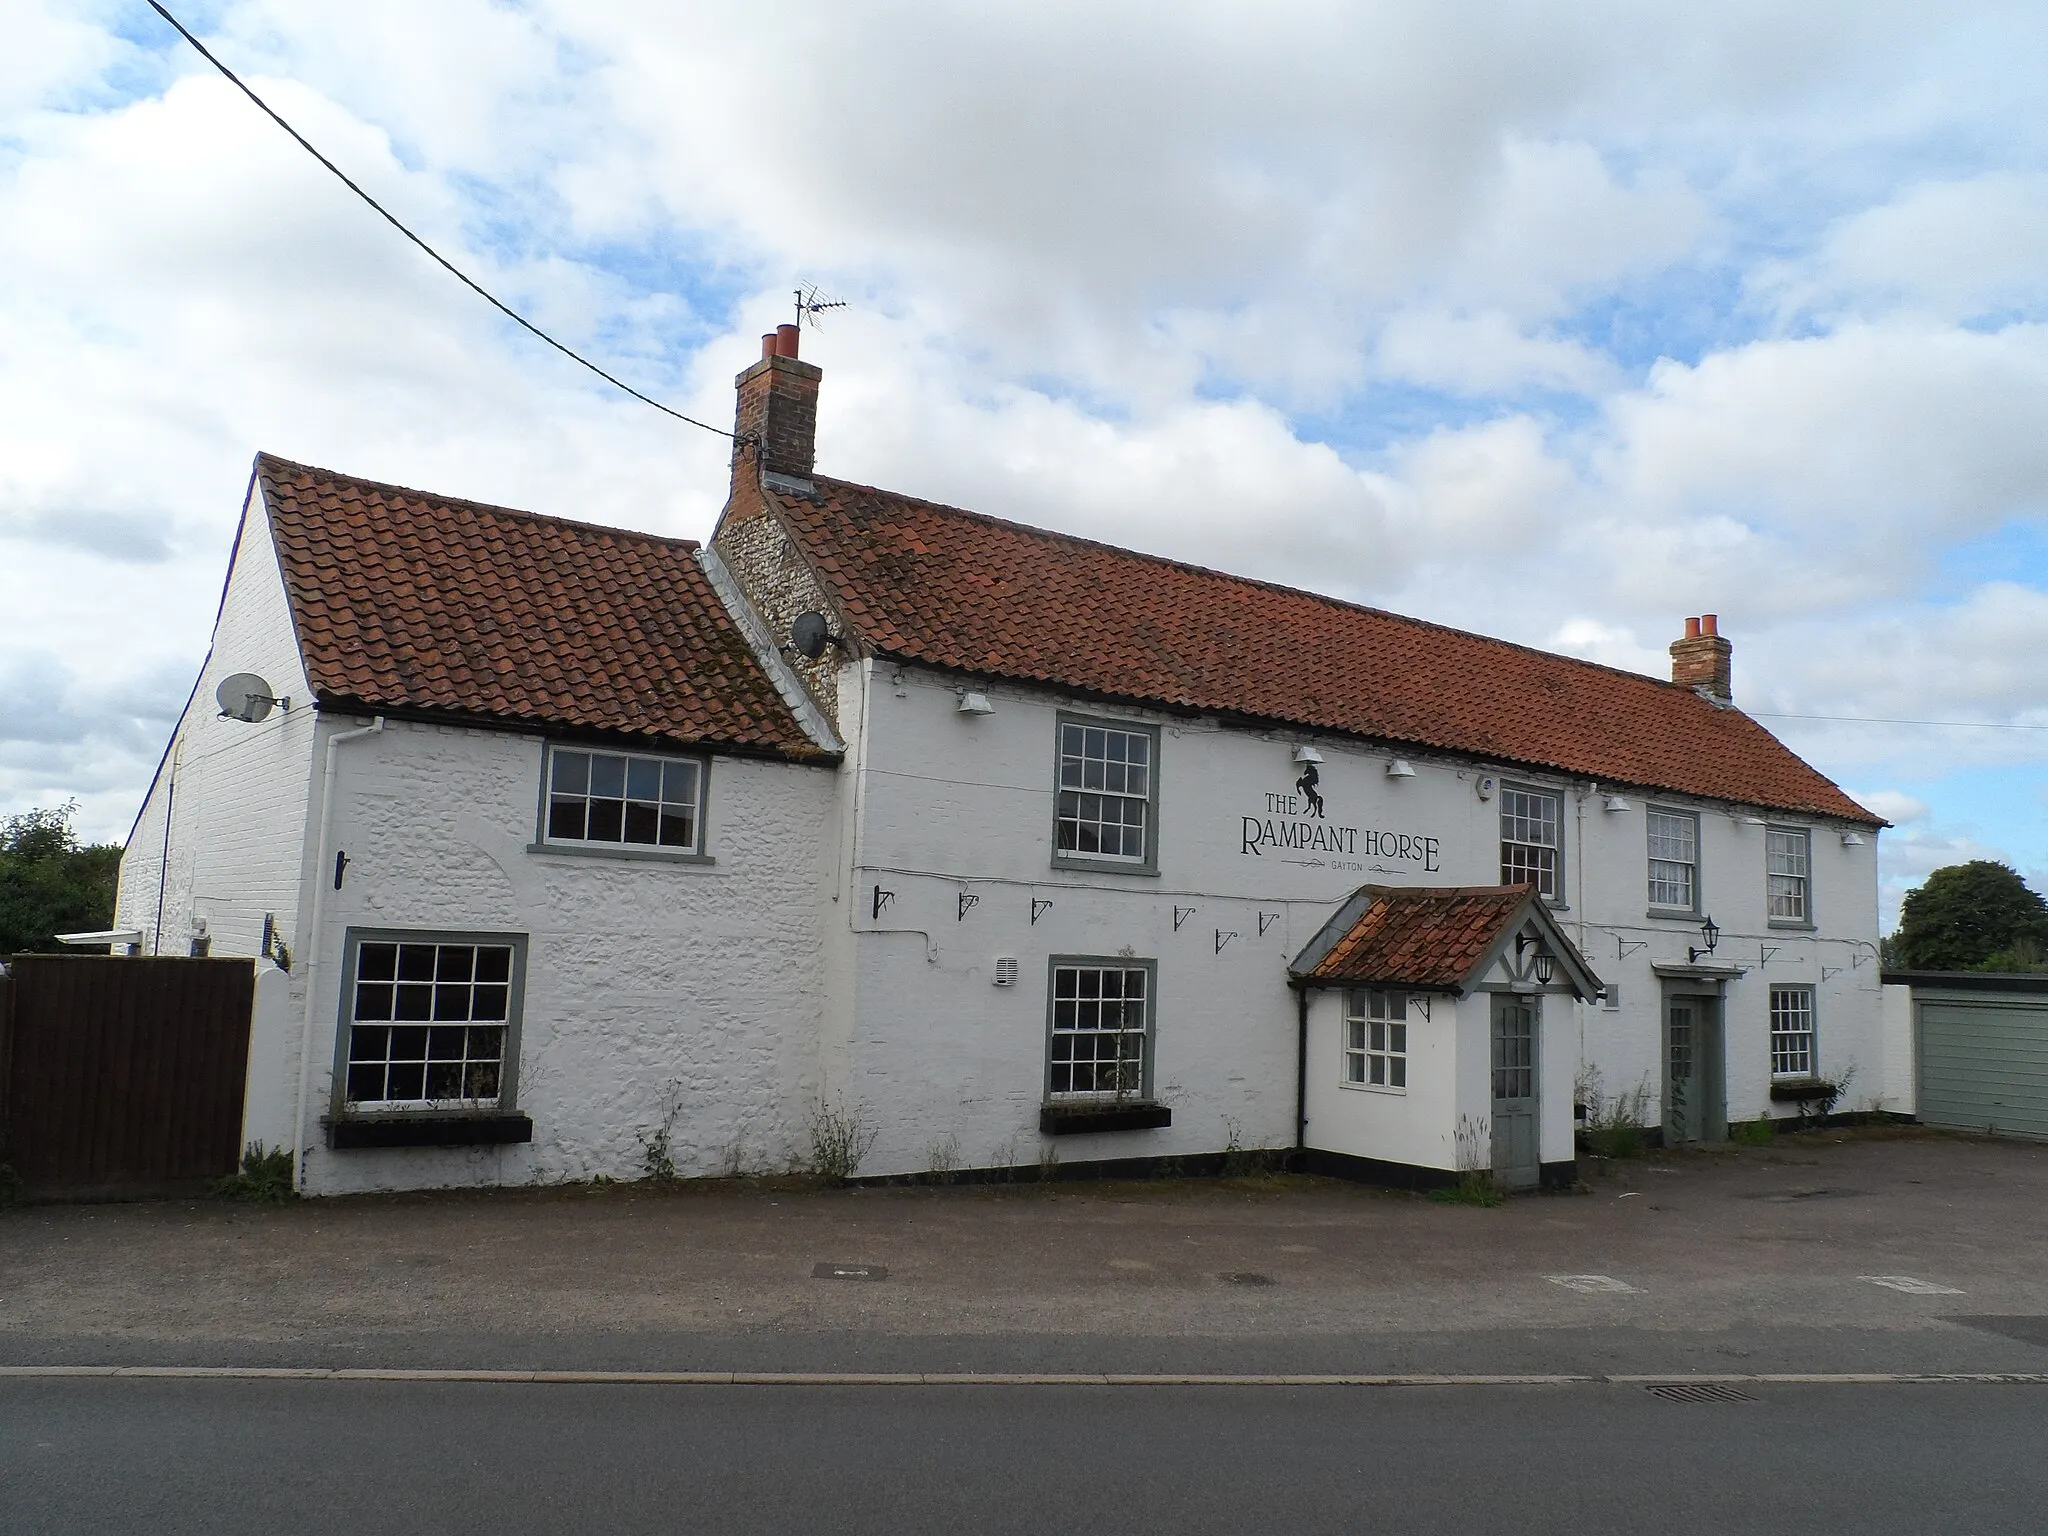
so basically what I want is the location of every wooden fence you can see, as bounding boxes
[0,955,255,1201]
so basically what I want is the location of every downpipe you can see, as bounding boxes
[291,715,384,1193]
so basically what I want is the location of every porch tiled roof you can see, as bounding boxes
[765,477,1879,823]
[256,455,829,760]
[1291,885,1536,990]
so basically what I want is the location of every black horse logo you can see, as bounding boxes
[1296,761,1325,818]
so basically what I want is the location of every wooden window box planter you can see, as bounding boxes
[327,1113,534,1149]
[1039,1102,1171,1136]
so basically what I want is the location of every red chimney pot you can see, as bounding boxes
[1701,613,1718,636]
[760,333,777,360]
[775,324,801,359]
[1684,616,1701,639]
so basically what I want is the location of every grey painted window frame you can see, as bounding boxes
[330,927,530,1120]
[1499,781,1566,906]
[1043,954,1159,1103]
[1341,988,1410,1095]
[1765,824,1815,930]
[1768,982,1818,1080]
[529,742,716,865]
[1645,805,1703,918]
[1051,712,1162,877]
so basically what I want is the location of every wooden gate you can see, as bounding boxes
[0,955,255,1201]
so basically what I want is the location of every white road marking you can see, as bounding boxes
[1545,1274,1641,1294]
[1859,1275,1965,1295]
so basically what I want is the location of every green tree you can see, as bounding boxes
[1891,860,2048,973]
[0,803,124,956]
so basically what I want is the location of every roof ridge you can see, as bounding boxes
[256,453,701,551]
[807,474,1696,702]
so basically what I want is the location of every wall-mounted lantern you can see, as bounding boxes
[1688,915,1721,964]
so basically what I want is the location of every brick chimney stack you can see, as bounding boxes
[732,323,821,496]
[1670,613,1733,701]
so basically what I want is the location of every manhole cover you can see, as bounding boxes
[812,1262,888,1281]
[1219,1272,1275,1286]
[1645,1382,1756,1404]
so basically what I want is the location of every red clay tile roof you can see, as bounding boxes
[257,455,829,760]
[1292,885,1540,990]
[767,477,1878,823]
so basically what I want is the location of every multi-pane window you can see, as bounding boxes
[1055,720,1154,866]
[1767,827,1811,922]
[345,939,517,1109]
[1647,809,1699,911]
[1344,989,1408,1090]
[1500,787,1561,899]
[546,748,702,853]
[1770,986,1816,1079]
[1048,962,1151,1099]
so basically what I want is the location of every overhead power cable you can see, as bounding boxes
[144,0,739,443]
[1751,712,2048,731]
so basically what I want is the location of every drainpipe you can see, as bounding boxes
[291,715,385,1193]
[1294,984,1310,1162]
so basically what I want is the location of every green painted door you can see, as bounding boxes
[1665,993,1726,1145]
[1491,996,1540,1190]
[1918,996,2048,1141]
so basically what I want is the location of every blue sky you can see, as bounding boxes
[2,0,2046,929]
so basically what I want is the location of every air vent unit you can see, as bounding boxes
[993,957,1020,987]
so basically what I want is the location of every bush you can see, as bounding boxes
[1578,1069,1655,1159]
[211,1143,297,1202]
[1732,1115,1775,1146]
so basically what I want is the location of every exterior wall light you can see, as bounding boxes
[1291,744,1324,764]
[1841,831,1866,847]
[1386,759,1416,778]
[1688,915,1721,964]
[1532,951,1556,986]
[957,692,995,715]
[1603,794,1631,812]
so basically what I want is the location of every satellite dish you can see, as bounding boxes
[216,672,285,723]
[789,611,836,661]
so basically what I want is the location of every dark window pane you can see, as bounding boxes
[589,754,626,797]
[587,799,624,841]
[425,1061,463,1099]
[432,984,471,1022]
[386,1063,426,1101]
[662,761,699,807]
[435,947,475,983]
[394,984,434,1021]
[551,751,589,794]
[353,983,394,1022]
[465,1062,501,1100]
[356,943,398,981]
[474,948,512,984]
[548,798,587,840]
[627,758,662,800]
[388,1025,429,1060]
[427,1026,468,1059]
[624,801,660,844]
[470,984,509,1021]
[346,1064,386,1102]
[397,945,437,982]
[348,1025,389,1063]
[467,1025,505,1060]
[658,809,695,848]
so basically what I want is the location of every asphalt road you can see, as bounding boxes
[5,1379,2046,1535]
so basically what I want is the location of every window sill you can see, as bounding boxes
[526,842,714,866]
[1768,1079,1836,1103]
[1644,907,1701,922]
[1050,856,1159,878]
[1767,919,1816,932]
[1039,1101,1171,1135]
[1339,1082,1408,1096]
[327,1112,534,1149]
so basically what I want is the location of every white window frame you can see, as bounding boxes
[333,929,527,1116]
[537,744,709,861]
[1769,984,1816,1080]
[1646,807,1701,914]
[1499,785,1562,901]
[1343,988,1409,1093]
[1766,826,1812,926]
[1052,714,1160,875]
[1045,957,1156,1101]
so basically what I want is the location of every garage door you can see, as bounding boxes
[1918,996,2048,1141]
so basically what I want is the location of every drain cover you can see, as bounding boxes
[812,1262,888,1281]
[1219,1272,1275,1286]
[1645,1382,1756,1404]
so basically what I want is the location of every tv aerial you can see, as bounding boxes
[216,672,289,722]
[794,284,848,330]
